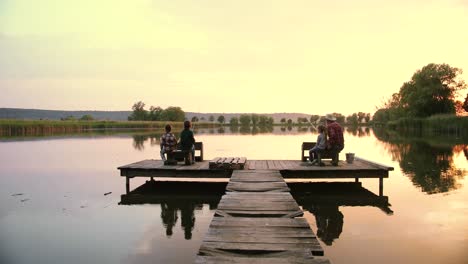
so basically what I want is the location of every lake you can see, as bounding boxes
[1,127,467,264]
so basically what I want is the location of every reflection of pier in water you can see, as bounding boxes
[119,181,392,246]
[289,182,393,246]
[120,181,226,240]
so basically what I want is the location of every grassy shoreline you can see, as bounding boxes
[0,120,182,137]
[384,115,468,138]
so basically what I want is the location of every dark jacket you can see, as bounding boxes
[179,129,195,150]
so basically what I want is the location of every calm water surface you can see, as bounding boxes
[0,128,467,264]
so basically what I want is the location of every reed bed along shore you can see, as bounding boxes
[387,115,468,138]
[0,120,177,137]
[0,120,228,137]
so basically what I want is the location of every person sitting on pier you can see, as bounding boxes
[179,120,196,163]
[160,124,178,161]
[325,114,344,166]
[309,125,327,165]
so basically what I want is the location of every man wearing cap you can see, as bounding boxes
[325,114,344,166]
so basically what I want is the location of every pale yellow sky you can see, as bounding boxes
[1,0,467,115]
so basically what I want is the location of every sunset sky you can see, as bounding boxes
[1,0,467,115]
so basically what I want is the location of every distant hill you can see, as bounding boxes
[0,108,131,120]
[0,108,315,123]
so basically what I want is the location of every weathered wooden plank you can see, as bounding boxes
[230,174,284,182]
[209,157,221,164]
[355,156,394,171]
[206,229,316,238]
[199,242,323,254]
[209,217,310,227]
[226,182,290,192]
[195,255,331,264]
[215,210,303,218]
[223,157,234,165]
[204,235,320,245]
[266,160,276,170]
[238,157,247,165]
[256,160,268,170]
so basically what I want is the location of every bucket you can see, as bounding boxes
[346,153,355,164]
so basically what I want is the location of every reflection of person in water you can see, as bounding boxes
[180,203,196,240]
[308,205,344,245]
[160,202,196,239]
[161,203,178,237]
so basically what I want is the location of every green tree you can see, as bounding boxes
[287,119,293,126]
[239,114,251,126]
[309,115,320,124]
[209,115,215,122]
[268,117,274,126]
[357,112,366,123]
[161,106,185,121]
[251,114,259,126]
[280,118,286,125]
[346,113,358,126]
[364,113,371,123]
[463,93,468,112]
[229,117,239,126]
[217,115,225,124]
[80,114,94,121]
[149,106,163,121]
[399,63,466,117]
[128,101,148,121]
[258,115,270,127]
[191,116,199,122]
[333,113,345,124]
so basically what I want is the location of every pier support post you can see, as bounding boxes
[355,177,359,183]
[379,177,383,196]
[126,177,130,194]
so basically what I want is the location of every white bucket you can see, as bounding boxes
[346,153,355,164]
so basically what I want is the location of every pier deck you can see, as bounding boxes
[118,157,393,196]
[119,157,393,178]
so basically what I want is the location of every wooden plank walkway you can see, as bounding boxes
[227,170,289,192]
[196,170,330,263]
[215,192,302,218]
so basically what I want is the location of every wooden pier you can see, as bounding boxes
[118,156,393,263]
[118,157,393,196]
[196,170,330,263]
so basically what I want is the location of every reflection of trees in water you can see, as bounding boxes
[229,125,239,133]
[346,126,370,137]
[160,202,197,240]
[304,205,343,246]
[374,128,466,194]
[132,134,148,151]
[398,142,464,194]
[132,133,164,150]
[236,125,273,135]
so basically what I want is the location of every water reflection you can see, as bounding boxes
[346,126,371,137]
[290,182,393,246]
[374,128,467,194]
[119,181,225,240]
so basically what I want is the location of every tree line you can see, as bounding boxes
[128,101,185,121]
[374,63,468,123]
